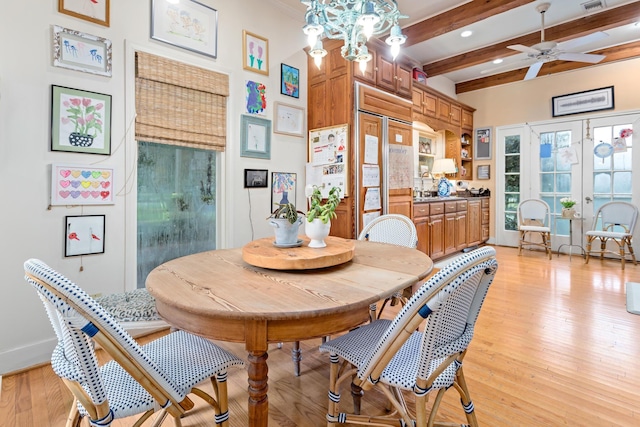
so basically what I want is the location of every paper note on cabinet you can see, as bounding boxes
[362,164,380,187]
[364,187,381,211]
[364,134,379,164]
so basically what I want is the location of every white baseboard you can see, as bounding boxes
[0,337,56,375]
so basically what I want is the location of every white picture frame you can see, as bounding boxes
[51,163,115,206]
[52,25,112,77]
[274,102,305,137]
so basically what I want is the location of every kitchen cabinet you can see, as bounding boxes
[412,196,488,260]
[376,52,413,98]
[462,108,474,131]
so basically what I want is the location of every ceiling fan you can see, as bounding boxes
[506,2,608,80]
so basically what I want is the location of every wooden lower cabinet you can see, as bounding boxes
[413,197,488,260]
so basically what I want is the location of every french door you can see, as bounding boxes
[496,112,639,252]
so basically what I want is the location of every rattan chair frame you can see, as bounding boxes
[585,201,638,270]
[517,198,553,259]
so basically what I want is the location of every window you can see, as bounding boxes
[137,142,217,287]
[539,130,572,236]
[503,134,520,231]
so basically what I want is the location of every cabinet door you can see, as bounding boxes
[444,212,457,255]
[462,108,474,131]
[376,54,396,92]
[395,63,412,98]
[415,217,429,254]
[450,103,462,126]
[423,92,437,117]
[412,88,424,114]
[455,210,467,251]
[329,74,350,125]
[309,81,327,130]
[429,214,445,259]
[438,98,451,123]
[467,200,482,246]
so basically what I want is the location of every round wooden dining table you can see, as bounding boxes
[146,236,433,427]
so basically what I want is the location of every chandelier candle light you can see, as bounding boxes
[302,0,408,71]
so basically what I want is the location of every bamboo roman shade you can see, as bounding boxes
[135,52,228,151]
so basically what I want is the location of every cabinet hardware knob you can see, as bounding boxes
[394,76,398,80]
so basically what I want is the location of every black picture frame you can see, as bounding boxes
[244,169,268,188]
[64,215,105,257]
[552,86,615,117]
[280,63,300,98]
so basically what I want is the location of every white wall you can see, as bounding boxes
[0,0,309,373]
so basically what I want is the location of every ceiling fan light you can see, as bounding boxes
[493,58,503,64]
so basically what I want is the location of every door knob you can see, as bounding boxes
[585,196,592,204]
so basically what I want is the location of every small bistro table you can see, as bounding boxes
[557,216,586,260]
[146,236,433,427]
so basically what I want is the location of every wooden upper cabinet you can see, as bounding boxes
[352,48,377,84]
[462,108,474,131]
[374,50,413,99]
[438,98,451,122]
[450,103,461,126]
[395,63,412,98]
[309,81,327,130]
[328,46,349,78]
[423,91,437,117]
[376,54,396,93]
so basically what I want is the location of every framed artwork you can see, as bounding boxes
[552,86,615,117]
[274,102,305,137]
[151,0,218,58]
[51,163,115,205]
[65,215,105,257]
[52,25,112,77]
[246,80,266,115]
[240,115,271,159]
[244,169,268,188]
[477,165,490,180]
[281,64,300,98]
[418,136,432,154]
[51,85,112,155]
[272,172,297,207]
[58,0,110,27]
[474,127,492,160]
[243,30,269,75]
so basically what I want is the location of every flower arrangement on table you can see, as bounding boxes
[560,197,577,209]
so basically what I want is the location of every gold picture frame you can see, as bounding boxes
[58,0,110,27]
[242,30,269,76]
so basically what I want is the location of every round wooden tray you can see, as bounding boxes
[242,236,355,270]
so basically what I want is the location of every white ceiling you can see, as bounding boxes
[271,0,640,84]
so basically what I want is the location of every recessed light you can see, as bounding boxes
[493,59,503,64]
[461,30,473,38]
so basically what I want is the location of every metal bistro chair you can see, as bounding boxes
[358,214,419,319]
[517,198,553,259]
[320,246,498,427]
[585,201,638,270]
[23,259,245,427]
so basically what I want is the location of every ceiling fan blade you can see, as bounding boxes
[508,44,540,54]
[558,52,606,64]
[558,31,609,51]
[524,61,543,80]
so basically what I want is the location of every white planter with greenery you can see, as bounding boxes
[304,185,341,248]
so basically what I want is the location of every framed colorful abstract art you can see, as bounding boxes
[246,80,266,115]
[242,30,269,75]
[280,64,299,98]
[51,163,115,206]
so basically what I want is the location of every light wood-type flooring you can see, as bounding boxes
[2,245,640,426]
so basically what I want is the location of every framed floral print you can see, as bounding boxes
[51,85,112,155]
[243,30,269,76]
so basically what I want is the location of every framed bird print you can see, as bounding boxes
[65,215,105,257]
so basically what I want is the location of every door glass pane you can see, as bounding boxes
[505,175,519,192]
[503,134,521,232]
[505,155,520,173]
[592,123,633,205]
[137,141,217,287]
[505,136,520,154]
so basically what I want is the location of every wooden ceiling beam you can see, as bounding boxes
[455,41,640,93]
[424,1,640,77]
[402,0,535,47]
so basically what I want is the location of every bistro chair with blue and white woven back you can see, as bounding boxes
[585,201,638,270]
[23,258,245,427]
[319,246,498,427]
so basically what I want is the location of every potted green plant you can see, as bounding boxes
[304,185,341,248]
[268,201,304,247]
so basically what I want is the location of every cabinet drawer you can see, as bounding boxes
[482,198,490,208]
[413,204,430,218]
[430,202,444,215]
[482,210,490,224]
[445,202,458,213]
[456,201,467,211]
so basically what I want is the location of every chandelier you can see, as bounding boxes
[301,0,408,71]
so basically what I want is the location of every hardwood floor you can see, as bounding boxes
[2,245,640,426]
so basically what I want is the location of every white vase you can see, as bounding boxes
[305,218,331,248]
[561,208,576,219]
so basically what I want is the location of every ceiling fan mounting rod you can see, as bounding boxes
[537,2,550,42]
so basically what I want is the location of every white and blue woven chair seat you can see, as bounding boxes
[585,230,631,239]
[63,330,243,420]
[520,225,550,232]
[95,288,161,322]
